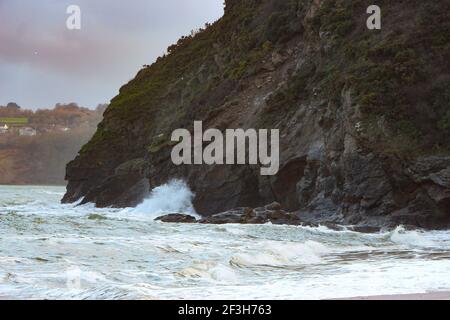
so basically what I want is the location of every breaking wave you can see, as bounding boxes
[132,180,198,219]
[230,240,329,268]
[389,226,435,248]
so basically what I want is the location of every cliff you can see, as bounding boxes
[63,0,450,229]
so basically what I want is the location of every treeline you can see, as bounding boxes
[0,102,107,127]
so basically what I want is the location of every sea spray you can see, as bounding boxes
[133,180,198,219]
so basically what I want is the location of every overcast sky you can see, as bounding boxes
[0,0,224,109]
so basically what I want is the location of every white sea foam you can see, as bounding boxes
[389,226,435,248]
[177,261,238,282]
[230,240,329,268]
[132,180,199,219]
[0,256,33,264]
[209,265,239,282]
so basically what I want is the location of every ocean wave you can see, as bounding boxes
[177,261,239,282]
[388,226,435,248]
[130,180,199,219]
[2,185,450,299]
[230,240,329,268]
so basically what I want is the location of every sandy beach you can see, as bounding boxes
[2,292,450,300]
[338,292,450,300]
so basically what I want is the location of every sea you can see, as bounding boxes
[1,182,450,300]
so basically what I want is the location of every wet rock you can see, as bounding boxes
[266,210,302,225]
[199,204,302,225]
[79,174,150,208]
[155,214,197,223]
[264,202,282,211]
[199,207,255,224]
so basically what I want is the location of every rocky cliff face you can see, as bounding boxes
[63,0,450,229]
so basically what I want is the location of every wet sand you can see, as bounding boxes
[1,293,450,300]
[1,292,450,300]
[338,292,450,300]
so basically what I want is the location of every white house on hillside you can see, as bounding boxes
[19,127,37,136]
[0,124,9,134]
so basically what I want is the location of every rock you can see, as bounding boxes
[155,214,197,223]
[114,158,146,176]
[199,204,302,225]
[271,52,286,66]
[264,202,282,211]
[199,207,255,224]
[79,174,149,208]
[63,0,450,230]
[266,210,301,225]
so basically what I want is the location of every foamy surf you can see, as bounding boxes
[120,180,199,220]
[1,185,450,300]
[389,226,436,248]
[230,240,328,268]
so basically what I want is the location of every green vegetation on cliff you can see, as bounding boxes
[78,0,450,161]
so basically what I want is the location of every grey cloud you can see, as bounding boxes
[0,0,223,109]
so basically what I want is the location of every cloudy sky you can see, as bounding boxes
[0,0,224,109]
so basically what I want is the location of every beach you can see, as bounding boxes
[339,292,450,300]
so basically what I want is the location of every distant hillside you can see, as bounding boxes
[0,103,105,185]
